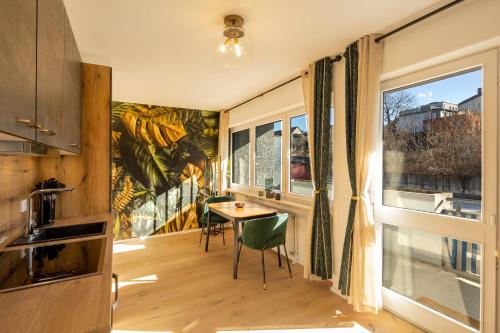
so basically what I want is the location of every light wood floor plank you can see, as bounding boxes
[112,230,424,333]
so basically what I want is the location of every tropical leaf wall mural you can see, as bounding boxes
[112,101,219,240]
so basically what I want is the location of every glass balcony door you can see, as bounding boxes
[376,51,497,333]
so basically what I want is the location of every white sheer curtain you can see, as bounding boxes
[217,110,230,195]
[348,35,383,313]
[301,64,316,279]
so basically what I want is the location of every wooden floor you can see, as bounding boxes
[112,230,424,333]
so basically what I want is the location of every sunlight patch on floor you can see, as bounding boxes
[112,331,173,333]
[113,243,146,254]
[112,274,158,291]
[217,323,371,333]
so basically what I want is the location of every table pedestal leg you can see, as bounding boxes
[233,218,240,279]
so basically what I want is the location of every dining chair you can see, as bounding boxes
[200,195,234,248]
[236,213,292,290]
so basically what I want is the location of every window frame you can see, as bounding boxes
[286,108,315,201]
[229,126,251,190]
[376,50,498,333]
[229,105,325,205]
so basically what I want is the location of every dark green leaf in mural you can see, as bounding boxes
[119,133,180,192]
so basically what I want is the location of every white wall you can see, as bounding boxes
[228,0,500,314]
[228,79,304,128]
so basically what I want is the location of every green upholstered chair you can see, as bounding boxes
[236,213,292,290]
[200,195,234,248]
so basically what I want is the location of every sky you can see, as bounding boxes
[386,68,482,106]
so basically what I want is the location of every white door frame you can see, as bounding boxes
[376,50,497,333]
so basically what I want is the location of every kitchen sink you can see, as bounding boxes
[8,221,106,247]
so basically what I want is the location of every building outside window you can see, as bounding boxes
[255,121,282,191]
[231,129,250,185]
[289,114,313,196]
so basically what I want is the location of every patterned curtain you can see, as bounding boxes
[309,58,333,279]
[339,42,359,295]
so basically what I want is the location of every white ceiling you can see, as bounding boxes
[63,0,443,111]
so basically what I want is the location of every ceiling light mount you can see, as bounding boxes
[223,15,245,39]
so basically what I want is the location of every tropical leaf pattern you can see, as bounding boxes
[111,101,219,240]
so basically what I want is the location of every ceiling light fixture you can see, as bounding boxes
[215,14,252,68]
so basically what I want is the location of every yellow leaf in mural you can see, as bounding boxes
[112,164,124,191]
[118,103,187,147]
[111,131,122,158]
[180,163,204,189]
[113,175,134,212]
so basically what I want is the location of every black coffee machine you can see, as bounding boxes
[34,178,67,228]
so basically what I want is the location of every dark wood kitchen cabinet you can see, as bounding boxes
[36,0,66,148]
[62,12,82,154]
[0,0,38,140]
[0,0,82,154]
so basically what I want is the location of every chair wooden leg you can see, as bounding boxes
[277,246,282,267]
[236,241,243,278]
[199,226,205,245]
[283,245,292,278]
[261,250,267,290]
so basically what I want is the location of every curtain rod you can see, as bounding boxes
[222,55,342,113]
[375,0,465,43]
[223,0,464,114]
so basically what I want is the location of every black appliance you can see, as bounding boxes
[34,178,67,228]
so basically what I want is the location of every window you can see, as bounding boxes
[231,129,250,185]
[383,68,482,219]
[255,121,282,190]
[228,106,334,202]
[383,224,481,329]
[289,114,313,195]
[289,113,333,197]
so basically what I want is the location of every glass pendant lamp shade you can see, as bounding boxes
[215,15,252,68]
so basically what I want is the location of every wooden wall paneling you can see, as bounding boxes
[40,63,111,218]
[0,156,40,249]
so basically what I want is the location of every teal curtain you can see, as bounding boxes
[310,58,333,279]
[339,42,358,295]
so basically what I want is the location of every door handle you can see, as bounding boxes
[16,118,41,129]
[69,143,81,149]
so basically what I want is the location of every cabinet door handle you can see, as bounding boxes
[70,143,81,149]
[39,128,56,136]
[16,118,41,129]
[112,273,119,310]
